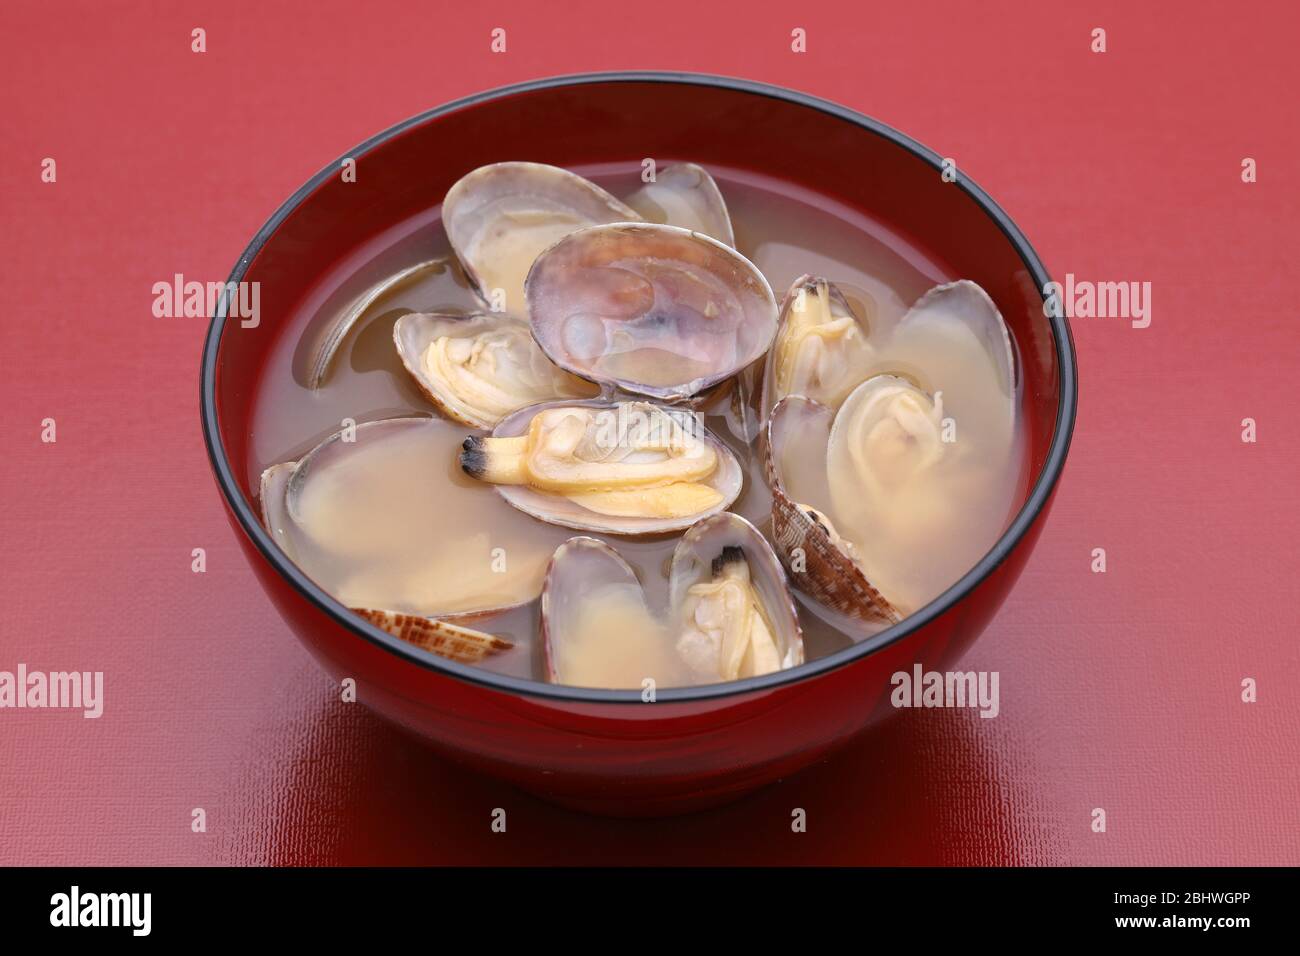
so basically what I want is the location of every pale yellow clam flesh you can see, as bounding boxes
[394,311,597,428]
[540,515,802,688]
[824,376,951,611]
[461,401,741,531]
[674,546,787,681]
[763,275,875,414]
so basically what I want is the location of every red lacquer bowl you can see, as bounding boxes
[201,72,1076,816]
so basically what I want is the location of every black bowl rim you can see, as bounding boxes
[200,70,1077,704]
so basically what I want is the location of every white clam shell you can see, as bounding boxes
[305,258,447,390]
[442,162,642,317]
[259,416,538,619]
[624,162,735,247]
[897,279,1017,429]
[526,222,777,402]
[539,536,648,684]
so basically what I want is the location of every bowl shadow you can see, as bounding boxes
[212,673,1064,866]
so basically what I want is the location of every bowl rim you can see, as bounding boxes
[200,70,1077,704]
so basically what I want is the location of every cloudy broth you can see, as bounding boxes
[250,164,1028,684]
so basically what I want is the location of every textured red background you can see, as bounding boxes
[1,0,1296,865]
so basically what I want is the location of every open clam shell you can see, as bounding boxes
[539,536,667,686]
[259,461,300,563]
[261,429,509,660]
[525,222,778,402]
[668,513,804,679]
[393,310,597,428]
[895,279,1017,429]
[760,274,876,417]
[540,515,803,689]
[305,258,448,390]
[442,162,642,317]
[260,416,547,621]
[763,395,902,627]
[624,162,735,247]
[260,418,519,663]
[460,399,743,535]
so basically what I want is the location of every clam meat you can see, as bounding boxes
[257,155,1029,688]
[540,514,803,688]
[768,362,1016,623]
[394,311,598,428]
[460,400,743,534]
[761,274,876,415]
[669,513,804,682]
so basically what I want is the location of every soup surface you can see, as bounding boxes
[250,164,1029,685]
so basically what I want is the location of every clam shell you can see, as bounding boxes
[477,399,744,535]
[898,279,1016,428]
[305,258,447,390]
[763,396,902,627]
[442,162,642,317]
[624,162,735,247]
[259,416,539,618]
[259,462,299,563]
[540,516,804,688]
[759,274,876,418]
[668,512,804,670]
[538,536,650,684]
[393,310,596,428]
[351,608,512,664]
[525,222,777,402]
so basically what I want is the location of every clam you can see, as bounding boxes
[892,279,1017,428]
[624,162,735,247]
[442,162,642,317]
[761,277,1018,623]
[817,372,1015,616]
[668,513,804,683]
[540,514,803,688]
[764,394,903,627]
[305,258,447,390]
[259,416,546,662]
[525,222,778,402]
[351,609,512,665]
[539,536,671,687]
[460,399,743,534]
[393,310,598,428]
[760,274,876,416]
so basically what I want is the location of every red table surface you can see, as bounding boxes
[1,0,1297,866]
